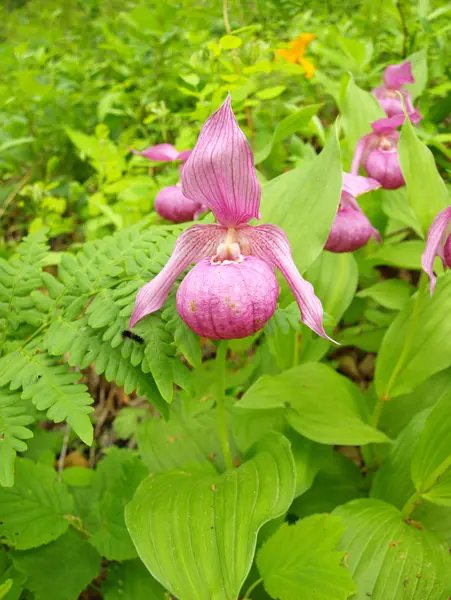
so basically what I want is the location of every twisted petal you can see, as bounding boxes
[371,109,422,135]
[383,61,414,89]
[342,173,381,198]
[351,134,374,176]
[129,144,190,162]
[242,224,334,341]
[181,95,261,227]
[422,206,451,294]
[129,224,226,327]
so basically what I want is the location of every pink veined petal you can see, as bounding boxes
[176,149,192,162]
[421,206,451,294]
[342,172,381,198]
[128,224,226,328]
[371,109,422,135]
[130,143,180,162]
[241,224,335,342]
[351,134,374,176]
[383,61,414,89]
[401,89,415,113]
[181,95,261,227]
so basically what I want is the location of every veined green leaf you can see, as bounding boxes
[125,433,296,600]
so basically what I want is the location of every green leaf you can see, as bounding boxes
[411,389,451,495]
[340,78,385,151]
[379,188,423,238]
[125,433,296,600]
[260,125,342,273]
[84,448,148,561]
[162,293,201,368]
[102,559,167,600]
[137,409,225,473]
[368,240,424,270]
[337,36,370,72]
[333,498,451,600]
[11,529,101,600]
[219,35,242,49]
[238,363,389,445]
[399,117,448,236]
[405,49,428,101]
[292,452,365,518]
[301,252,358,361]
[375,273,451,399]
[139,315,176,403]
[357,279,413,311]
[0,459,74,549]
[256,85,286,100]
[0,388,34,487]
[371,410,429,510]
[421,469,451,506]
[255,104,322,164]
[256,515,356,600]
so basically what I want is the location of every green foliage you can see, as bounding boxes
[256,515,356,600]
[0,0,450,598]
[125,433,296,600]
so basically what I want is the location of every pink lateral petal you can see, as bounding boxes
[383,61,414,89]
[176,149,192,162]
[242,224,335,342]
[422,206,451,294]
[128,224,226,327]
[342,173,381,198]
[351,135,373,176]
[181,95,261,227]
[371,109,422,135]
[130,143,180,162]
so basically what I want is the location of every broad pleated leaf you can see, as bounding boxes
[256,515,356,600]
[340,78,384,152]
[375,272,451,399]
[411,389,451,495]
[399,117,448,236]
[260,125,342,274]
[333,498,451,600]
[125,433,296,600]
[237,364,389,445]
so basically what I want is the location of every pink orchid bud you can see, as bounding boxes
[176,256,279,339]
[351,112,422,191]
[325,174,381,253]
[154,185,205,223]
[372,61,415,117]
[422,206,451,293]
[129,96,334,343]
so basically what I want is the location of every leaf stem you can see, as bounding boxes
[401,491,421,520]
[242,577,263,599]
[215,341,233,470]
[292,331,301,368]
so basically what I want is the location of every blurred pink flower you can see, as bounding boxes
[422,206,451,293]
[372,61,415,118]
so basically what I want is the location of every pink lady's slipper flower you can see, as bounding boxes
[325,173,381,253]
[372,61,415,118]
[351,110,422,190]
[130,144,205,223]
[422,206,451,293]
[129,96,332,341]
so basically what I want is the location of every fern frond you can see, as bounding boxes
[43,316,170,417]
[0,388,34,487]
[0,229,49,349]
[162,290,201,369]
[0,347,93,445]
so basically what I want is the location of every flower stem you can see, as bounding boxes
[242,578,263,600]
[373,274,427,428]
[215,341,233,470]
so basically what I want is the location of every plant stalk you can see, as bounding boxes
[401,491,421,520]
[242,577,263,599]
[215,341,233,470]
